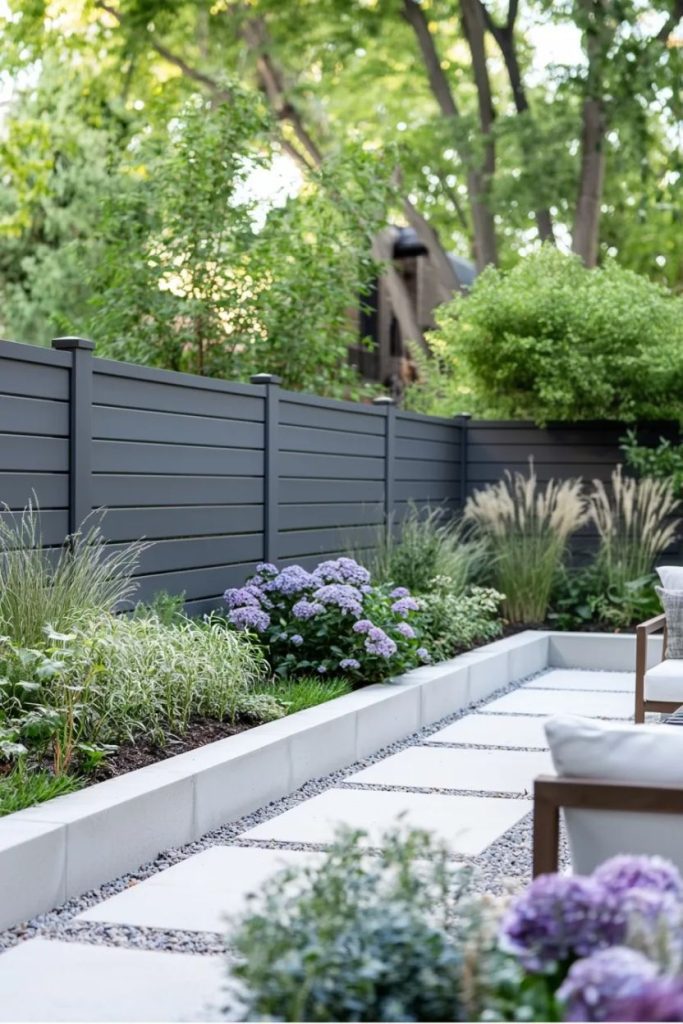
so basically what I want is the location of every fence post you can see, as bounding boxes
[52,337,95,535]
[455,412,471,508]
[251,373,281,565]
[373,396,396,527]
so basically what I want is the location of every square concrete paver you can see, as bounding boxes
[348,746,552,795]
[78,846,323,932]
[429,714,549,749]
[243,787,531,856]
[522,669,633,692]
[483,688,633,719]
[0,939,224,1022]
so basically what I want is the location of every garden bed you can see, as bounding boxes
[0,630,664,932]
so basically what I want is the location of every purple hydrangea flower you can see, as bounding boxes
[364,627,397,658]
[353,619,374,634]
[317,665,327,674]
[557,947,658,1022]
[417,647,431,663]
[392,596,420,617]
[500,875,626,972]
[265,565,316,596]
[390,587,410,598]
[292,599,325,621]
[227,606,271,634]
[395,621,416,639]
[290,634,304,647]
[223,586,261,610]
[313,584,363,617]
[340,658,361,671]
[594,856,683,902]
[255,563,278,575]
[606,977,683,1022]
[313,557,370,587]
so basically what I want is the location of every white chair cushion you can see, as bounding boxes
[546,714,683,874]
[644,659,683,702]
[657,565,683,589]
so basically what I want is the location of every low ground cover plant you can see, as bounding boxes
[223,558,430,683]
[227,829,683,1023]
[418,579,504,662]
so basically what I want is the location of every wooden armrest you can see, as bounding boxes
[636,612,666,636]
[533,775,683,877]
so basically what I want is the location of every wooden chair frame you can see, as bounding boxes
[635,612,670,723]
[533,774,683,876]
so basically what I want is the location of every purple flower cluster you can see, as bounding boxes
[606,977,683,1021]
[417,647,431,663]
[364,626,397,658]
[353,619,373,634]
[312,584,363,617]
[557,947,658,1022]
[227,605,271,634]
[395,622,416,639]
[392,596,421,617]
[223,585,260,610]
[292,599,325,621]
[340,658,361,671]
[390,586,410,598]
[265,565,316,596]
[500,874,626,972]
[313,557,371,587]
[594,856,683,902]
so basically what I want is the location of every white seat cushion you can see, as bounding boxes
[644,659,683,702]
[657,566,683,589]
[546,714,683,874]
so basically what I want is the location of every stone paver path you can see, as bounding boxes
[0,667,636,1022]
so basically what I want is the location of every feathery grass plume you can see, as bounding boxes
[0,500,146,646]
[465,462,587,623]
[354,502,487,596]
[590,466,680,620]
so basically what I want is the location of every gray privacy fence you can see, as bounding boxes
[1,337,678,613]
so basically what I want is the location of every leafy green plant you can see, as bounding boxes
[622,430,683,498]
[132,590,187,626]
[258,676,352,716]
[465,464,588,623]
[0,761,82,816]
[228,827,470,1022]
[418,581,504,661]
[224,559,430,683]
[590,466,680,624]
[424,247,683,425]
[0,502,144,647]
[549,566,662,631]
[359,503,486,596]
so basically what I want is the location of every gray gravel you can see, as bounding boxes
[0,665,575,955]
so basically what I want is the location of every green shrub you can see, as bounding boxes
[360,504,486,596]
[425,247,683,425]
[132,590,187,626]
[228,828,469,1022]
[465,464,588,623]
[0,761,82,816]
[549,566,662,631]
[0,503,144,646]
[418,581,504,661]
[622,430,683,498]
[258,676,353,715]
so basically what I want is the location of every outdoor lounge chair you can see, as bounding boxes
[634,566,683,723]
[532,715,683,877]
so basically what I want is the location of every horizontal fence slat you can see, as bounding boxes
[279,479,385,504]
[279,399,384,435]
[0,339,71,370]
[124,534,263,575]
[280,502,384,531]
[0,508,69,546]
[0,473,68,509]
[396,437,460,462]
[0,360,70,402]
[395,417,461,444]
[93,441,263,476]
[92,406,264,449]
[395,459,458,483]
[0,434,68,472]
[277,524,379,560]
[93,370,264,421]
[0,394,69,437]
[102,505,264,542]
[279,424,385,458]
[280,452,384,481]
[395,480,459,502]
[92,475,263,507]
[132,563,259,602]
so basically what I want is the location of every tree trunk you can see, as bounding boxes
[571,96,606,267]
[372,229,429,354]
[402,0,497,270]
[403,197,465,299]
[458,0,498,269]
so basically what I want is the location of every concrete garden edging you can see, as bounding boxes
[0,630,661,930]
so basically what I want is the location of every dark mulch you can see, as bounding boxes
[94,717,254,780]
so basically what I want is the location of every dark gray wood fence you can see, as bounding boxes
[0,337,677,613]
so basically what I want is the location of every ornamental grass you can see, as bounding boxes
[465,463,588,623]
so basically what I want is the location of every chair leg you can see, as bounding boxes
[635,626,647,723]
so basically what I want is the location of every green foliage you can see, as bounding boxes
[418,581,504,662]
[362,504,486,596]
[549,566,661,632]
[257,676,352,715]
[0,761,83,817]
[132,590,187,626]
[622,431,683,498]
[79,92,388,397]
[0,503,144,647]
[465,464,588,624]
[228,827,468,1022]
[425,248,683,425]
